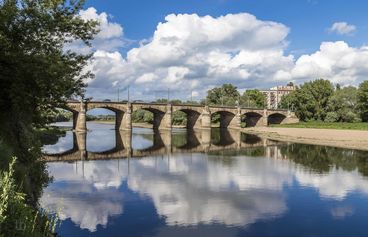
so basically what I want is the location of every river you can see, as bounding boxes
[41,122,368,237]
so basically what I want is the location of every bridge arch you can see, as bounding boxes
[242,112,263,127]
[85,107,118,131]
[132,107,166,130]
[51,106,79,130]
[211,110,236,128]
[172,108,201,129]
[87,103,131,130]
[268,113,287,125]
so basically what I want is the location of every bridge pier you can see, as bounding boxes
[158,104,172,130]
[200,106,211,129]
[199,129,211,152]
[282,111,300,124]
[228,108,242,129]
[160,130,172,153]
[75,101,87,132]
[75,131,87,160]
[119,103,132,130]
[255,110,269,127]
[256,116,268,127]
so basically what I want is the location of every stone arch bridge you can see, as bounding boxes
[64,101,299,131]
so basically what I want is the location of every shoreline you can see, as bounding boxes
[243,127,368,151]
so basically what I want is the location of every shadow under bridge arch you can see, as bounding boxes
[133,106,167,130]
[211,110,236,128]
[242,112,263,127]
[172,108,202,129]
[268,113,287,125]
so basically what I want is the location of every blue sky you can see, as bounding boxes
[85,0,368,55]
[78,0,368,101]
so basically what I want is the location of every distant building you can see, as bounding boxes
[261,85,296,109]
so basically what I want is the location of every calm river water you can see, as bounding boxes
[41,122,368,237]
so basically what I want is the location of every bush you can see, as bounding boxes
[172,111,187,125]
[143,112,153,124]
[0,158,59,237]
[343,111,361,123]
[324,112,339,122]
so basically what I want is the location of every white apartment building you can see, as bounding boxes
[261,85,296,109]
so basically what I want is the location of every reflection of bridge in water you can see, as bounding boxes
[43,129,281,162]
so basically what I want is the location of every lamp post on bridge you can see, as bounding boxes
[127,85,130,102]
[117,87,120,102]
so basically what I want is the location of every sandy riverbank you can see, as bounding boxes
[244,127,368,151]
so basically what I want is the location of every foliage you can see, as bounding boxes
[0,1,97,236]
[172,111,187,125]
[358,81,368,122]
[0,157,59,237]
[143,112,153,124]
[211,113,221,125]
[279,79,334,121]
[206,84,240,106]
[131,109,154,124]
[36,127,67,146]
[86,114,115,121]
[44,109,73,123]
[156,98,168,103]
[132,110,147,123]
[324,112,339,123]
[327,86,360,122]
[0,0,98,162]
[241,89,265,108]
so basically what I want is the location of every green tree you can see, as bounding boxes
[279,79,334,121]
[328,86,360,122]
[0,0,98,162]
[241,89,265,108]
[206,84,240,106]
[172,111,187,125]
[143,112,153,124]
[156,98,168,103]
[170,99,182,105]
[358,81,368,122]
[132,109,145,122]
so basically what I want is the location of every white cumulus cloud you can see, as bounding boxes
[77,10,368,101]
[66,7,126,54]
[328,22,356,36]
[291,41,368,85]
[86,13,295,100]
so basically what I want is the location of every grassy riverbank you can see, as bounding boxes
[271,121,368,130]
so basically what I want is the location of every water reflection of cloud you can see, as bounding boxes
[42,131,74,154]
[294,167,368,199]
[127,155,293,226]
[330,205,355,219]
[40,145,368,233]
[87,129,116,152]
[41,161,127,231]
